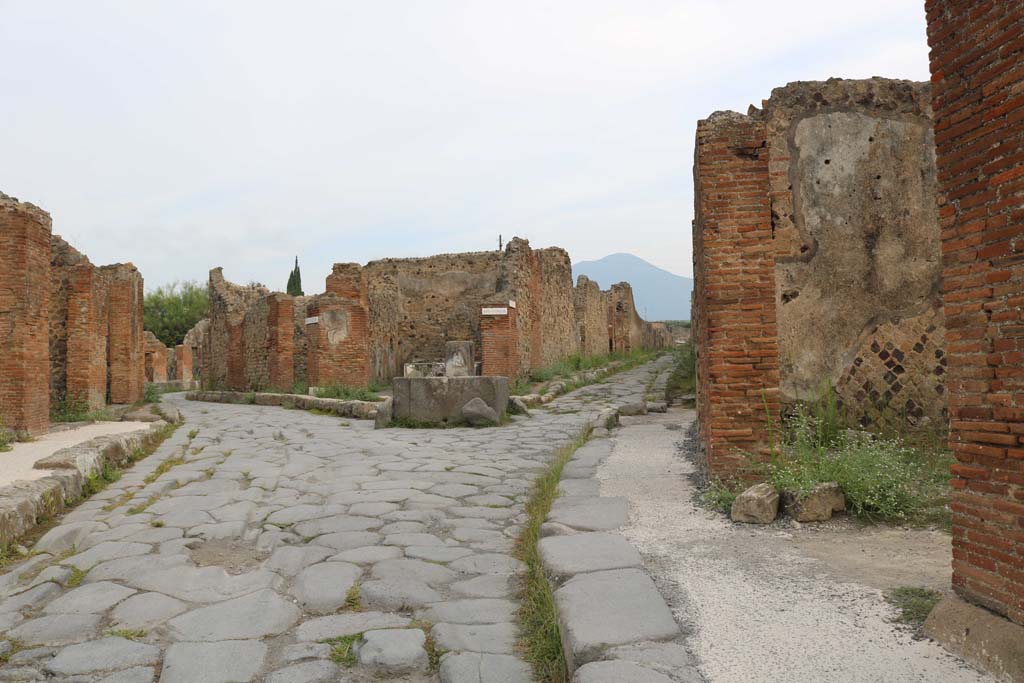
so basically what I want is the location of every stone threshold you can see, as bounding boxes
[185,390,386,422]
[0,421,175,549]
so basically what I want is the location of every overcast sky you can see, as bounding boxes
[1,1,931,292]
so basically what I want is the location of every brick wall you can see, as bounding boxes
[693,112,781,480]
[174,344,193,382]
[927,0,1024,626]
[480,302,519,378]
[306,294,370,388]
[66,264,108,409]
[574,275,609,356]
[144,331,168,383]
[206,268,267,389]
[268,294,295,391]
[0,194,52,435]
[104,264,144,404]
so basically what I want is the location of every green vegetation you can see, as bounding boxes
[514,427,592,683]
[884,586,942,632]
[144,456,186,485]
[343,583,362,611]
[82,462,122,497]
[313,383,380,402]
[65,566,87,588]
[323,634,361,667]
[50,397,115,423]
[286,256,304,297]
[665,341,696,403]
[0,424,11,453]
[701,480,739,513]
[106,627,146,641]
[513,348,660,396]
[143,280,209,347]
[143,383,162,404]
[761,384,953,525]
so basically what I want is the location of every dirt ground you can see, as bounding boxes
[597,408,991,682]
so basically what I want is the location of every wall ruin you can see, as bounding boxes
[927,0,1024,627]
[692,79,947,479]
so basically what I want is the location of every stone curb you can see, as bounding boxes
[0,421,172,549]
[185,391,384,421]
[538,358,699,683]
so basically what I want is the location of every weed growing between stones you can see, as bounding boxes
[884,586,942,634]
[144,456,186,485]
[49,396,116,423]
[514,426,592,683]
[0,639,23,665]
[187,428,199,439]
[323,634,361,667]
[701,480,739,513]
[143,383,162,403]
[514,348,661,398]
[314,383,380,402]
[64,566,86,588]
[0,424,11,453]
[343,583,362,611]
[106,628,146,640]
[82,462,122,497]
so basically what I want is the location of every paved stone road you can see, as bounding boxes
[0,360,666,682]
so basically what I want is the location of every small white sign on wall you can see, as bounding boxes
[482,307,508,316]
[305,316,320,325]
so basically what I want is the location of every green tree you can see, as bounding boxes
[286,256,304,296]
[143,281,209,347]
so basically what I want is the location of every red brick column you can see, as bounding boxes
[66,264,107,410]
[268,294,295,391]
[480,302,519,378]
[927,0,1024,625]
[693,112,781,481]
[0,197,52,435]
[306,295,370,388]
[106,265,144,404]
[174,345,193,381]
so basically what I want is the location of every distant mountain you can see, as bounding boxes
[573,253,692,321]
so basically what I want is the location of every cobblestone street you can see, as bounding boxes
[0,361,666,682]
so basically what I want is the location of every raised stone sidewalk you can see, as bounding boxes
[0,359,669,682]
[538,357,700,683]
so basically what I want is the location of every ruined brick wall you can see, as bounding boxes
[692,112,781,480]
[144,331,168,383]
[536,248,578,366]
[927,0,1024,626]
[574,275,609,356]
[499,238,540,375]
[65,264,108,410]
[103,264,145,404]
[306,294,370,388]
[480,303,519,377]
[765,79,946,431]
[205,269,266,390]
[606,283,647,354]
[240,293,295,391]
[182,318,207,381]
[0,195,51,435]
[174,344,193,382]
[360,252,503,383]
[49,236,91,402]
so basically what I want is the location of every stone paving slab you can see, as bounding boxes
[0,359,666,682]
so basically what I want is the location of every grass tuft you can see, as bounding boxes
[701,480,739,513]
[513,427,592,683]
[314,384,380,402]
[144,457,186,485]
[343,583,362,611]
[885,586,942,632]
[323,634,361,667]
[65,566,87,588]
[106,627,146,640]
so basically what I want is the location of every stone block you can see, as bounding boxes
[392,376,509,425]
[730,482,778,524]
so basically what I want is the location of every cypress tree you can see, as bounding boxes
[287,256,304,296]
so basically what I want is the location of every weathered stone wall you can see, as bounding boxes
[574,275,608,357]
[536,248,577,366]
[205,269,266,390]
[765,79,945,430]
[0,194,52,435]
[692,79,948,477]
[692,112,781,480]
[927,0,1024,627]
[182,318,207,381]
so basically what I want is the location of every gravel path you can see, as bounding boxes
[0,362,659,682]
[598,408,992,683]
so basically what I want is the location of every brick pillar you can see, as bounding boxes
[480,302,518,378]
[0,196,52,435]
[306,294,370,388]
[66,264,107,410]
[693,112,780,481]
[106,265,144,404]
[268,294,295,391]
[927,0,1024,626]
[175,345,193,381]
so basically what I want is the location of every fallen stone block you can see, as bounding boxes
[730,482,779,524]
[462,397,499,427]
[645,401,668,413]
[781,482,845,522]
[618,402,647,416]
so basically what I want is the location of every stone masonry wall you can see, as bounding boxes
[182,318,207,381]
[205,269,266,390]
[927,0,1024,626]
[693,112,781,481]
[306,294,370,388]
[765,79,946,431]
[144,331,168,383]
[0,194,52,435]
[574,275,609,357]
